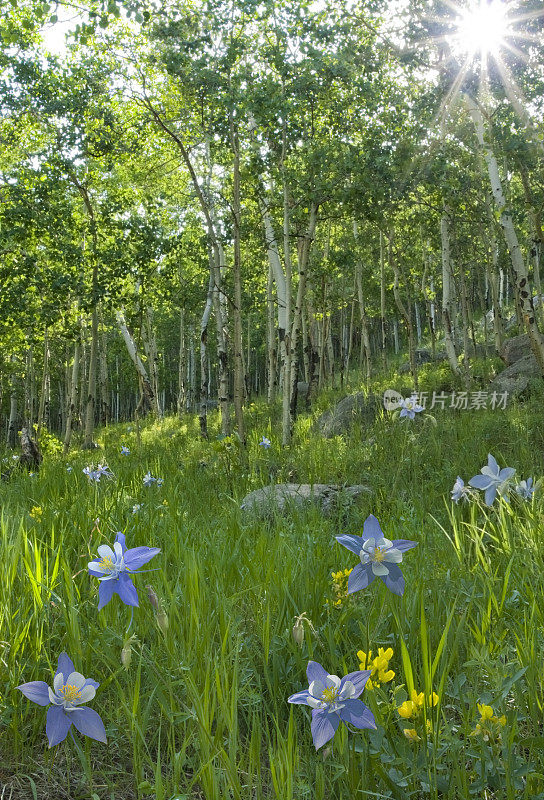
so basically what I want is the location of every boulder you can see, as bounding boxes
[296,381,310,407]
[505,315,519,332]
[240,483,371,518]
[499,334,544,366]
[316,392,379,438]
[464,342,489,358]
[398,350,448,373]
[489,353,541,399]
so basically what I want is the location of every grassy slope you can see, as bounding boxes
[1,365,544,800]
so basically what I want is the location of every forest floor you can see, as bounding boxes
[2,360,544,800]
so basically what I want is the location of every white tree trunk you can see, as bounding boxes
[115,310,157,413]
[63,335,80,454]
[353,221,371,383]
[466,93,544,374]
[440,206,460,373]
[199,272,214,439]
[177,308,186,419]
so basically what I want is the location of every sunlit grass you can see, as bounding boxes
[1,372,544,798]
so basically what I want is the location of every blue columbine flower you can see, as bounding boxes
[468,454,515,506]
[143,472,156,487]
[121,446,130,456]
[399,395,423,420]
[83,464,113,482]
[17,652,106,748]
[515,478,535,500]
[451,476,472,504]
[258,436,271,449]
[88,532,160,610]
[83,466,100,482]
[288,661,376,750]
[336,514,417,596]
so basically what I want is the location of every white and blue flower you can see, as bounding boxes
[468,454,515,505]
[336,515,417,597]
[451,476,472,504]
[515,478,535,500]
[399,395,423,420]
[288,661,376,750]
[17,652,106,748]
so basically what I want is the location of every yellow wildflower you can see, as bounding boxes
[471,704,506,742]
[398,689,438,720]
[410,689,439,708]
[357,647,395,690]
[403,728,420,742]
[477,703,494,721]
[398,700,415,719]
[330,568,352,607]
[29,506,43,521]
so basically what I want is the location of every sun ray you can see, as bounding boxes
[492,56,544,154]
[438,56,474,122]
[500,39,530,61]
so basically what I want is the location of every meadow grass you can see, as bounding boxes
[1,370,544,799]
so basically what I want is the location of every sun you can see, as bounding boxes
[453,0,512,58]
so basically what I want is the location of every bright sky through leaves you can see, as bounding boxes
[453,0,511,57]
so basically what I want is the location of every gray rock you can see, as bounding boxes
[240,483,371,518]
[464,342,489,358]
[505,315,519,332]
[296,381,309,406]
[499,334,544,366]
[489,353,541,399]
[316,392,379,437]
[398,350,447,373]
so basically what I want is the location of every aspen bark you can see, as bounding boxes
[115,310,155,412]
[288,202,318,427]
[99,325,109,425]
[83,304,99,448]
[37,328,49,437]
[177,308,186,419]
[143,306,161,416]
[466,94,544,374]
[380,230,387,368]
[199,271,214,439]
[63,335,81,454]
[440,205,460,373]
[266,263,277,404]
[388,229,417,386]
[7,377,18,448]
[231,119,245,442]
[353,221,372,384]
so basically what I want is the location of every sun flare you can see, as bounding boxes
[454,0,511,58]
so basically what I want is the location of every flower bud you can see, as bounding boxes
[292,619,304,646]
[121,639,133,669]
[146,585,159,612]
[157,610,169,634]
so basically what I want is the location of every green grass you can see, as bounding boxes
[2,368,544,799]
